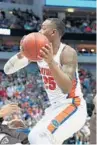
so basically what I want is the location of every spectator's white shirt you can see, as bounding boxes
[6,86,15,97]
[17,77,22,83]
[82,22,88,27]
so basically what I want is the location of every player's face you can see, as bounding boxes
[39,20,57,42]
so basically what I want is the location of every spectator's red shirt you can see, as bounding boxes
[0,89,7,98]
[85,26,92,32]
[24,102,29,107]
[80,76,85,84]
[27,83,33,88]
[80,69,86,76]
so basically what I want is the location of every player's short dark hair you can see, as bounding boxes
[47,18,65,37]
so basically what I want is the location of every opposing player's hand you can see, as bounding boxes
[39,43,54,64]
[0,103,20,117]
[8,119,26,129]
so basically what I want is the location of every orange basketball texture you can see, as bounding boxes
[20,32,49,61]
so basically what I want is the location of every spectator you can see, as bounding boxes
[83,76,91,93]
[85,26,92,33]
[0,86,7,100]
[6,83,15,99]
[90,95,96,144]
[12,45,19,51]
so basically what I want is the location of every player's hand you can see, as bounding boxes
[8,119,26,129]
[18,49,31,63]
[18,35,26,59]
[0,104,20,117]
[39,43,54,64]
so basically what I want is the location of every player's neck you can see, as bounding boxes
[52,39,61,55]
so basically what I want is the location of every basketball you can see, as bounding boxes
[20,32,50,61]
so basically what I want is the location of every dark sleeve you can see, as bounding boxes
[0,117,4,123]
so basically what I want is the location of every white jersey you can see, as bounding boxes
[37,43,83,105]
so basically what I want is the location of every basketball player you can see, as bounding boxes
[4,18,87,144]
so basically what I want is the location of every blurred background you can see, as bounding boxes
[0,0,96,143]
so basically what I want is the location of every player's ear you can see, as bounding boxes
[51,29,57,36]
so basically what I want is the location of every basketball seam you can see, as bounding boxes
[34,33,38,60]
[24,38,34,60]
[24,33,36,61]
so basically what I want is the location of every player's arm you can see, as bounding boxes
[4,52,30,74]
[48,46,77,93]
[0,104,20,118]
[4,35,30,75]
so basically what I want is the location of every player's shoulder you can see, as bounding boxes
[60,44,78,64]
[62,44,77,58]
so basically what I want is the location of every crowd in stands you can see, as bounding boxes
[0,0,15,3]
[43,11,96,34]
[64,18,96,34]
[0,9,41,31]
[0,44,19,52]
[0,8,96,34]
[0,67,50,127]
[0,0,32,5]
[0,65,96,125]
[0,42,96,56]
[78,68,96,117]
[77,48,96,56]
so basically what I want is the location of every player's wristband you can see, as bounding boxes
[4,53,29,74]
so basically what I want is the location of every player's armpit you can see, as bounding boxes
[61,45,78,81]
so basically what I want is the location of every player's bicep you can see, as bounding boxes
[62,63,76,81]
[61,47,77,81]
